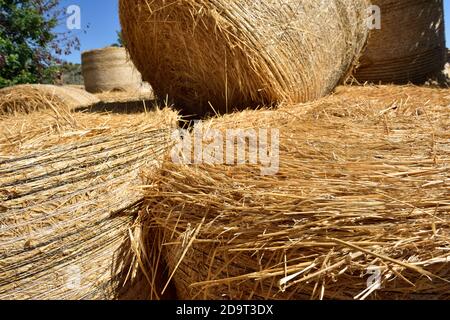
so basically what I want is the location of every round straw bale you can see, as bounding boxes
[142,85,450,300]
[0,84,100,115]
[82,47,144,93]
[0,108,179,300]
[355,0,446,84]
[94,82,154,104]
[119,0,370,116]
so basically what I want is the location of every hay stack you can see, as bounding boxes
[119,0,370,116]
[142,85,450,300]
[356,0,446,84]
[0,107,179,300]
[74,87,156,114]
[82,47,147,94]
[0,84,100,115]
[94,85,154,104]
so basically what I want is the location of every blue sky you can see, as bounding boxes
[59,0,450,64]
[444,0,449,44]
[58,0,121,63]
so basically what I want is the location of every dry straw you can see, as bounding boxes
[356,0,446,84]
[78,88,156,115]
[141,85,450,300]
[0,84,100,115]
[82,47,146,94]
[0,105,179,299]
[120,0,370,116]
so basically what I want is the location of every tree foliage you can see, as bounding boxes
[60,61,82,85]
[111,30,123,47]
[0,0,79,87]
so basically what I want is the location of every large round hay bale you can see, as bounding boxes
[142,85,450,300]
[82,47,144,93]
[355,0,446,84]
[119,0,370,116]
[0,84,100,115]
[0,108,179,300]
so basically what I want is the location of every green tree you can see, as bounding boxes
[60,61,82,85]
[0,0,79,88]
[111,30,124,47]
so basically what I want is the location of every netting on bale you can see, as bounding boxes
[141,85,450,300]
[355,0,446,84]
[0,85,100,116]
[119,0,370,117]
[0,107,179,300]
[81,47,147,94]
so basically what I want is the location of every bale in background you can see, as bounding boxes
[355,0,446,84]
[78,83,156,115]
[120,0,370,116]
[142,85,450,300]
[94,82,154,104]
[0,84,100,115]
[82,47,149,94]
[0,106,179,300]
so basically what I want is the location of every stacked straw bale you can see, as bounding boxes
[356,0,446,84]
[0,106,179,299]
[0,84,100,115]
[82,47,148,94]
[94,82,154,104]
[119,0,370,116]
[141,85,450,300]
